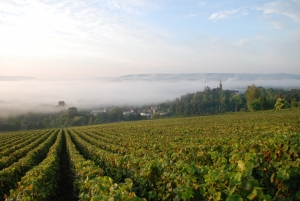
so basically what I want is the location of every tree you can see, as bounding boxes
[73,116,86,126]
[276,91,285,99]
[107,108,124,122]
[250,99,262,111]
[42,117,50,128]
[259,95,269,110]
[219,90,230,113]
[152,113,163,119]
[291,98,298,108]
[275,98,288,110]
[58,101,65,107]
[67,107,79,119]
[230,94,242,112]
[125,113,143,121]
[94,112,108,124]
[290,94,298,108]
[88,117,94,125]
[245,84,261,111]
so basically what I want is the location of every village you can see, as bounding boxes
[91,106,167,118]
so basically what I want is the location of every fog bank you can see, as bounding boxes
[1,75,299,117]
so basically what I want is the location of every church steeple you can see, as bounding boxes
[218,79,222,90]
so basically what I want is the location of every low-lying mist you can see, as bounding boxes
[1,77,299,117]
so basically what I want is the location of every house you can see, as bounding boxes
[123,111,132,116]
[140,112,152,117]
[90,109,106,116]
[228,90,239,95]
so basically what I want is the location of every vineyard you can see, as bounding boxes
[0,109,300,201]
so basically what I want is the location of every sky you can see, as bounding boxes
[1,0,300,79]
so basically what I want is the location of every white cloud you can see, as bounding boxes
[0,0,172,61]
[0,0,163,43]
[208,8,247,20]
[234,39,249,47]
[257,0,300,22]
[0,0,299,79]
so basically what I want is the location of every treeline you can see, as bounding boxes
[0,107,144,132]
[168,85,300,116]
[1,85,300,131]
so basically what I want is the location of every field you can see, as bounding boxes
[0,109,300,201]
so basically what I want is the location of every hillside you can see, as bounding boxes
[94,73,300,83]
[1,108,300,200]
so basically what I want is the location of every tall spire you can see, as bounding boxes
[218,79,222,90]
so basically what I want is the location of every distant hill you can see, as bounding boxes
[0,76,38,81]
[93,73,300,82]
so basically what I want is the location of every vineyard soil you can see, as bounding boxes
[57,131,77,201]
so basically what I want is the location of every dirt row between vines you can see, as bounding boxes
[57,131,77,201]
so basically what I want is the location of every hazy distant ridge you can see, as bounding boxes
[2,74,299,82]
[0,76,37,81]
[93,73,300,82]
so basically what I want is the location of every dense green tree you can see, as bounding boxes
[220,90,232,113]
[72,116,86,126]
[290,94,298,108]
[42,117,50,128]
[88,117,94,125]
[0,121,21,131]
[266,88,275,96]
[107,108,124,122]
[94,112,108,124]
[275,98,288,110]
[290,93,297,100]
[258,95,269,110]
[250,99,262,111]
[67,107,79,119]
[230,94,243,112]
[276,91,286,99]
[125,113,143,121]
[291,98,297,108]
[245,84,261,111]
[169,86,246,116]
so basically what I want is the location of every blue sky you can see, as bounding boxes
[1,0,299,79]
